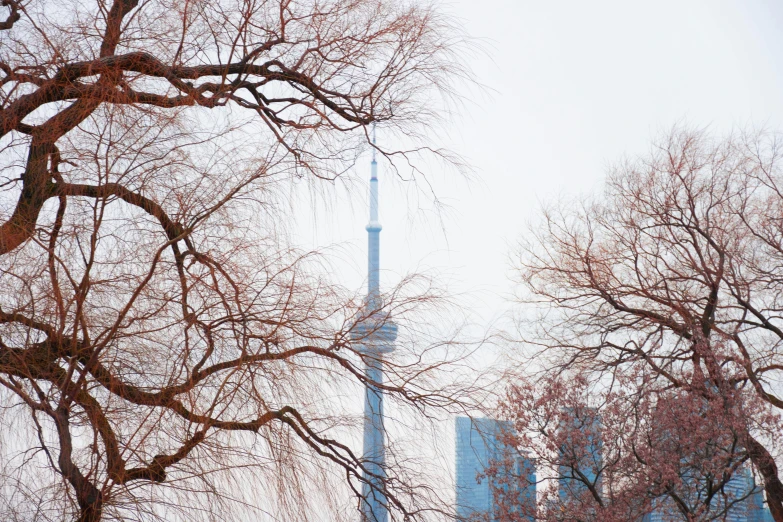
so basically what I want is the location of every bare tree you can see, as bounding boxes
[0,1,468,520]
[514,128,783,521]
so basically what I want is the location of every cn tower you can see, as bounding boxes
[351,125,397,522]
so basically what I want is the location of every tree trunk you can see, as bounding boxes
[0,140,54,254]
[746,434,783,522]
[76,499,103,522]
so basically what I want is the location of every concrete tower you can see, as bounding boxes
[352,125,397,522]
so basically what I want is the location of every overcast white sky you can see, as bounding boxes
[291,1,783,515]
[297,0,783,332]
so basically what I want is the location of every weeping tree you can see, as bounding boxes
[0,1,468,520]
[512,128,783,521]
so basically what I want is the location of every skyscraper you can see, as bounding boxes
[351,127,397,522]
[557,407,602,507]
[748,485,775,522]
[643,465,762,521]
[715,468,760,522]
[455,416,537,521]
[748,486,765,522]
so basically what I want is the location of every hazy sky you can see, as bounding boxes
[299,0,783,330]
[282,1,783,516]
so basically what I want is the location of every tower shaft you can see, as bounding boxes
[362,357,387,522]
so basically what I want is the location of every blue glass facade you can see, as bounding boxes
[715,469,759,522]
[557,407,602,506]
[643,467,769,521]
[748,486,775,522]
[455,416,536,521]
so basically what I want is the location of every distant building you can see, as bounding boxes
[718,468,759,522]
[643,466,764,521]
[747,485,773,522]
[557,406,602,506]
[455,416,536,521]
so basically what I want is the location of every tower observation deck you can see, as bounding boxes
[351,126,397,522]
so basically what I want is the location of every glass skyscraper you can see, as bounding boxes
[557,406,602,507]
[747,484,774,522]
[642,466,769,521]
[455,416,536,521]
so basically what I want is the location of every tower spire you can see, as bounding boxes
[367,123,381,306]
[353,124,397,522]
[372,122,377,162]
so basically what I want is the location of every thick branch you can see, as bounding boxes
[59,182,185,240]
[0,0,20,30]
